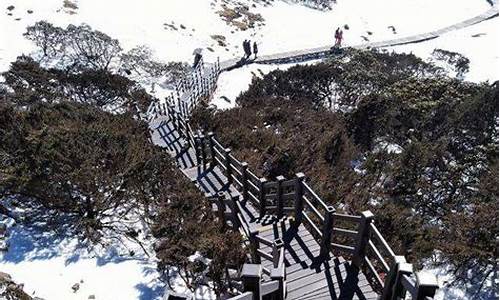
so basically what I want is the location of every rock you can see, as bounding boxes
[7,5,15,11]
[71,283,80,293]
[27,9,33,14]
[0,271,12,281]
[88,295,96,299]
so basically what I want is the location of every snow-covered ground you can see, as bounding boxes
[0,0,498,299]
[387,16,498,83]
[212,60,322,109]
[0,0,493,72]
[0,219,163,300]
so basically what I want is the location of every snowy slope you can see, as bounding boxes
[387,16,498,83]
[0,0,492,72]
[0,219,164,300]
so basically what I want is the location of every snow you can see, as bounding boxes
[1,0,498,299]
[386,17,499,83]
[212,60,320,109]
[0,221,163,300]
[0,0,492,73]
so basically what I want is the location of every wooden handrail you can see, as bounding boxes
[156,57,439,300]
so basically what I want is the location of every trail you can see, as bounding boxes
[219,5,498,70]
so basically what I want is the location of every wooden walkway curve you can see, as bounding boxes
[149,97,441,300]
[139,7,500,298]
[151,115,379,300]
[219,5,498,70]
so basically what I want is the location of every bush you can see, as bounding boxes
[193,49,498,297]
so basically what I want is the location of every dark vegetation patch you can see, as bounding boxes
[0,21,245,297]
[432,48,470,78]
[192,49,499,297]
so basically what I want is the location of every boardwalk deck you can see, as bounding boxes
[151,116,379,299]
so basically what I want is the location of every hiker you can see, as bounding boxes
[242,40,248,58]
[245,40,252,59]
[337,29,344,47]
[243,40,251,59]
[253,41,258,59]
[335,27,340,45]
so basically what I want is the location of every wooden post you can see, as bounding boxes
[241,162,249,204]
[224,148,233,185]
[183,101,188,117]
[200,133,206,171]
[320,206,335,259]
[176,96,181,117]
[381,256,413,300]
[230,194,240,230]
[258,177,268,219]
[208,132,216,169]
[353,210,375,268]
[249,230,261,264]
[217,192,227,229]
[241,264,262,300]
[272,238,284,268]
[391,260,413,300]
[294,173,305,226]
[194,134,201,170]
[276,176,285,219]
[271,239,285,300]
[415,272,439,300]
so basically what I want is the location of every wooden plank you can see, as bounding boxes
[287,271,375,300]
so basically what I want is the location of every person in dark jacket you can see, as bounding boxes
[253,41,258,59]
[243,40,251,59]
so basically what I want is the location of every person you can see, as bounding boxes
[253,41,258,59]
[334,27,340,46]
[337,29,343,47]
[245,40,252,59]
[242,40,248,58]
[243,40,252,59]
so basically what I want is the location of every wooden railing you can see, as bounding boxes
[143,56,220,122]
[238,238,287,300]
[151,57,439,300]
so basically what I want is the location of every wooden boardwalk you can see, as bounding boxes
[152,116,379,300]
[145,11,458,294]
[219,5,498,69]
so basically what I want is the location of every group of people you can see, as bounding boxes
[334,27,344,47]
[242,39,258,59]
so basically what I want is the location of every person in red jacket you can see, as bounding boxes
[337,29,344,47]
[334,27,340,46]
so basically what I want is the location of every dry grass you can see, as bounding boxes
[211,35,227,47]
[217,3,264,31]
